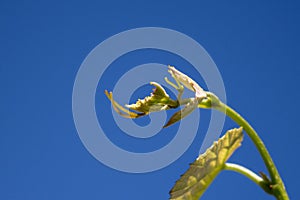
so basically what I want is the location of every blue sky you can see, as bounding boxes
[1,1,299,199]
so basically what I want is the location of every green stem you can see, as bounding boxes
[215,102,289,200]
[224,163,272,194]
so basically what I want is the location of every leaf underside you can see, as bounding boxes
[164,98,198,128]
[169,127,244,200]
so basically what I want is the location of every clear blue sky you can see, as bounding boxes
[1,1,299,199]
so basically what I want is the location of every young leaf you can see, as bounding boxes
[163,98,198,128]
[169,127,244,200]
[167,65,207,100]
[105,82,178,118]
[126,82,177,114]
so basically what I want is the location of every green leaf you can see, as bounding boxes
[105,82,179,119]
[169,127,244,200]
[125,82,178,114]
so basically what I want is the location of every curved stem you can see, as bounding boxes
[224,163,272,194]
[215,102,289,200]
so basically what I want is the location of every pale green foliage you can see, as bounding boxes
[169,127,244,200]
[126,82,177,114]
[105,82,178,119]
[105,65,289,199]
[105,66,208,127]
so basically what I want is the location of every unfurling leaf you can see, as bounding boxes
[105,90,144,118]
[105,66,209,127]
[105,82,178,118]
[126,82,178,114]
[169,127,244,200]
[164,98,198,128]
[167,65,207,100]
